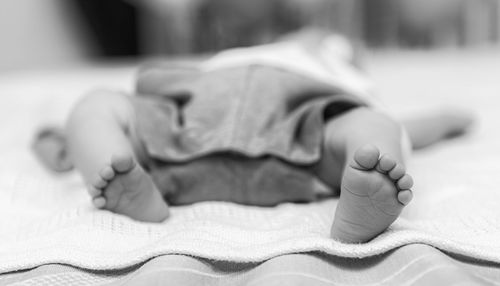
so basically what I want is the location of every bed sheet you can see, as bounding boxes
[1,49,500,285]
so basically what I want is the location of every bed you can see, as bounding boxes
[1,50,500,285]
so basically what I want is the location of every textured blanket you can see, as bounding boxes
[0,53,499,273]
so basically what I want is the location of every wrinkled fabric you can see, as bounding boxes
[132,64,367,206]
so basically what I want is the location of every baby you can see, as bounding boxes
[62,34,473,243]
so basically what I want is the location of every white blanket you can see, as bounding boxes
[1,52,499,272]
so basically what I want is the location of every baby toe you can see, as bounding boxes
[377,154,397,173]
[87,184,102,197]
[92,196,106,209]
[99,166,115,181]
[111,153,136,173]
[397,174,414,190]
[352,144,380,170]
[388,164,406,181]
[398,190,413,205]
[92,175,108,189]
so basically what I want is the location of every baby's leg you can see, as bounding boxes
[316,107,413,243]
[402,108,475,150]
[66,90,169,222]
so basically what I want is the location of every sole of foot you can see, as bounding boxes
[87,153,169,222]
[331,144,413,243]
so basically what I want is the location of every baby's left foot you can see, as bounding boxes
[87,153,169,222]
[331,145,413,243]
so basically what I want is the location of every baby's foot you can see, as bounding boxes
[87,153,169,222]
[331,145,413,243]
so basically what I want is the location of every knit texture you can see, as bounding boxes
[1,55,499,273]
[1,132,500,273]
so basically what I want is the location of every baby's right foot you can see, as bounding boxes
[331,145,413,243]
[87,153,169,222]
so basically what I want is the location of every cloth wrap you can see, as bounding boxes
[132,62,367,205]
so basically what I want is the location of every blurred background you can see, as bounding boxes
[0,0,499,70]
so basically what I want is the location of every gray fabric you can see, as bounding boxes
[132,64,366,205]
